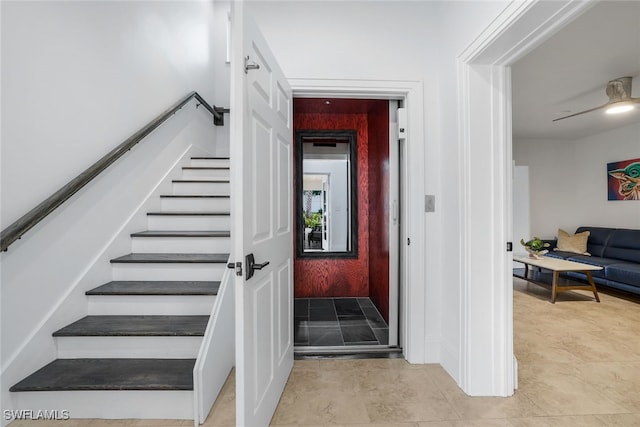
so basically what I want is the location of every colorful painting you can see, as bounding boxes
[608,158,640,201]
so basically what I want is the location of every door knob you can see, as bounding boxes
[245,253,270,280]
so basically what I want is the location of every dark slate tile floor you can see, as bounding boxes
[294,298,389,347]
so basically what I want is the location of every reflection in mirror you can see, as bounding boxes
[296,130,358,258]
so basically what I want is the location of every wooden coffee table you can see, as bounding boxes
[513,255,602,303]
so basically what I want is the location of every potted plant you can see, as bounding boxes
[520,237,550,259]
[304,212,322,230]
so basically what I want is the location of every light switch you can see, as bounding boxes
[425,195,435,212]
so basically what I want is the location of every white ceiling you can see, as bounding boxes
[512,1,640,141]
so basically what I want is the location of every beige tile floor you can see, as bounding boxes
[9,277,640,426]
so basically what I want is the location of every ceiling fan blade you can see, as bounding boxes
[552,103,609,122]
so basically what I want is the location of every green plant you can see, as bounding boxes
[520,237,550,254]
[304,212,322,229]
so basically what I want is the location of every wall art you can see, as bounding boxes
[608,158,640,200]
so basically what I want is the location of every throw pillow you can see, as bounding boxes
[554,229,591,256]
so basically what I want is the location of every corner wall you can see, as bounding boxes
[513,122,640,238]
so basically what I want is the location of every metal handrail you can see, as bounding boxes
[1,91,227,252]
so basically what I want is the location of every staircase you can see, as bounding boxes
[10,157,232,421]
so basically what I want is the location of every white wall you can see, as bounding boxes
[513,165,530,262]
[246,0,508,385]
[212,1,232,156]
[1,0,218,229]
[0,1,222,422]
[514,121,640,239]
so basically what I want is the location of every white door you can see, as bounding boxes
[230,2,293,426]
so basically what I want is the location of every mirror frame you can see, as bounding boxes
[295,129,358,259]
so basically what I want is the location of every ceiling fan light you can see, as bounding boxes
[605,102,635,115]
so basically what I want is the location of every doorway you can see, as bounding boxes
[292,97,402,354]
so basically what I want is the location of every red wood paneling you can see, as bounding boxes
[367,102,390,322]
[294,113,370,298]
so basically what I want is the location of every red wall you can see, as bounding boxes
[367,103,390,321]
[294,113,370,298]
[293,100,390,322]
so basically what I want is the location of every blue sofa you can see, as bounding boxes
[545,226,640,296]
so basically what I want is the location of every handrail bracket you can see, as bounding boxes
[213,106,230,126]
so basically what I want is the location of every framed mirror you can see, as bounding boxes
[296,130,358,259]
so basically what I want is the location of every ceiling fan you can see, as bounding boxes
[553,76,640,122]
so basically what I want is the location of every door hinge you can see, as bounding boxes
[407,238,411,246]
[227,262,243,276]
[506,242,513,252]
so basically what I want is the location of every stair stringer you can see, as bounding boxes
[193,264,235,425]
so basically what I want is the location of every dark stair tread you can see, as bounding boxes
[191,157,229,160]
[10,358,195,392]
[86,281,220,296]
[159,195,229,198]
[130,230,230,238]
[52,315,208,337]
[147,211,230,216]
[110,253,229,263]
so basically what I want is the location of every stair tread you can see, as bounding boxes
[182,166,229,170]
[147,211,230,216]
[191,157,229,160]
[53,315,209,336]
[111,253,229,263]
[131,230,230,238]
[10,358,195,391]
[172,179,230,183]
[86,281,220,296]
[160,194,229,198]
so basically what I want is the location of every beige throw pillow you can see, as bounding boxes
[554,229,590,256]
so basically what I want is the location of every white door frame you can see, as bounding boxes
[388,100,400,347]
[290,79,426,363]
[457,0,596,395]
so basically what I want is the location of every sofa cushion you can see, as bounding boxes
[545,251,574,260]
[575,226,615,257]
[565,255,621,279]
[602,229,640,263]
[606,263,640,288]
[554,229,590,255]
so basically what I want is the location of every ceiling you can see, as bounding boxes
[512,1,640,141]
[294,98,386,115]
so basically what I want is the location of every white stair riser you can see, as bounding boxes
[11,390,193,420]
[181,168,229,179]
[88,295,216,315]
[147,215,230,231]
[131,236,230,254]
[112,263,227,281]
[172,181,230,195]
[55,336,202,359]
[190,158,230,168]
[160,197,230,212]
